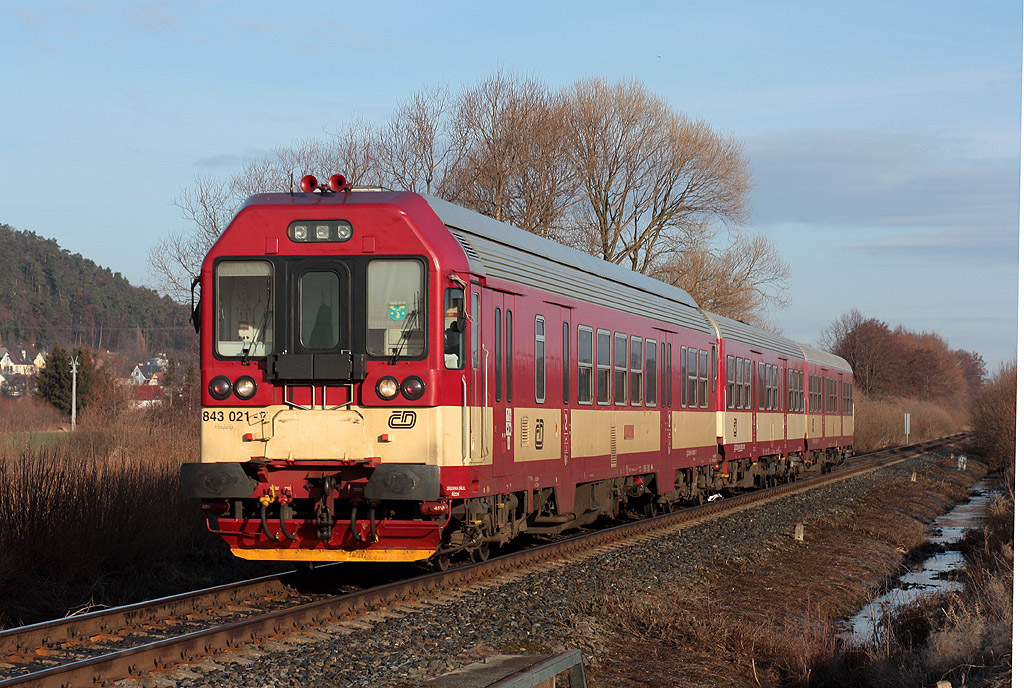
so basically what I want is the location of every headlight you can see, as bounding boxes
[234,376,257,400]
[401,376,425,400]
[288,219,354,243]
[209,376,232,400]
[376,377,399,400]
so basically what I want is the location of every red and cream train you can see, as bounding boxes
[181,176,854,565]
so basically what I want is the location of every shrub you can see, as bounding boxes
[970,362,1016,471]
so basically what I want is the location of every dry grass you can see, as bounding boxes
[0,406,281,628]
[853,391,967,453]
[0,396,65,433]
[580,451,997,687]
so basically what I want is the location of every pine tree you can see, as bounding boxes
[36,346,96,416]
[164,357,179,406]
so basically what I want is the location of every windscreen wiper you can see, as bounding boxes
[242,284,273,366]
[389,303,420,365]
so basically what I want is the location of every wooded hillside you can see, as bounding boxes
[0,223,192,355]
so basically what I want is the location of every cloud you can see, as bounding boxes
[745,128,1020,231]
[195,148,270,169]
[841,226,1018,266]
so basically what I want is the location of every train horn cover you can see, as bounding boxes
[328,174,350,192]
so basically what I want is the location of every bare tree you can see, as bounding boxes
[148,174,235,300]
[821,310,900,397]
[564,78,751,273]
[654,227,790,326]
[451,72,578,236]
[150,72,790,325]
[149,130,383,298]
[376,85,466,196]
[330,120,383,187]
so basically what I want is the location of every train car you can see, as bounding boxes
[180,175,854,566]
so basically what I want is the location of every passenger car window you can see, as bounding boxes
[578,326,594,404]
[614,334,627,405]
[597,330,611,404]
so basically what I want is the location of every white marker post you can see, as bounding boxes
[70,355,79,431]
[904,412,910,446]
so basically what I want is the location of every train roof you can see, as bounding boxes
[700,311,806,359]
[231,190,852,372]
[424,195,712,335]
[798,343,854,373]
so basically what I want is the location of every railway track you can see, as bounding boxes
[0,435,968,687]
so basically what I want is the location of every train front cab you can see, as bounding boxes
[181,191,479,563]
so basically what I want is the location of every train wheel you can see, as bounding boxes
[431,553,452,572]
[470,542,491,563]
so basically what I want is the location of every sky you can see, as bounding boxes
[1,1,1019,368]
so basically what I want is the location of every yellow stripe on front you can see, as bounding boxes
[230,548,436,562]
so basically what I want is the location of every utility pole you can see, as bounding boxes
[70,355,79,431]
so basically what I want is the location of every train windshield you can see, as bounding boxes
[366,259,425,358]
[215,261,274,357]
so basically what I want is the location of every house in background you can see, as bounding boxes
[0,348,43,377]
[130,364,163,385]
[131,385,167,408]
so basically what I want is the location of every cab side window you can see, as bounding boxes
[443,288,465,370]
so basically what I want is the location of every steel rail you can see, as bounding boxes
[0,572,293,657]
[0,435,967,687]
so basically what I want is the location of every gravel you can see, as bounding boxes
[119,452,953,688]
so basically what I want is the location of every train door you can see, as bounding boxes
[660,332,674,456]
[468,284,486,464]
[283,259,352,408]
[485,290,515,478]
[558,307,573,465]
[780,359,788,443]
[750,356,758,446]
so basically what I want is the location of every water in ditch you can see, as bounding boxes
[837,475,1002,645]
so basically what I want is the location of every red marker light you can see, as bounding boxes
[243,433,254,441]
[419,501,450,516]
[200,499,230,515]
[379,433,390,442]
[299,174,318,193]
